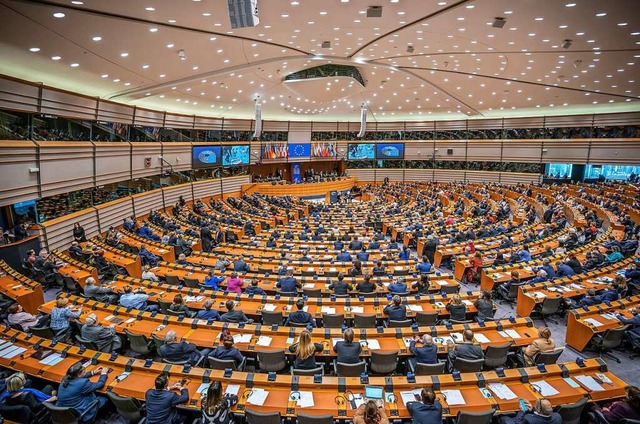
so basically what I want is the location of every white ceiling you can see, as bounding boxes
[0,0,639,122]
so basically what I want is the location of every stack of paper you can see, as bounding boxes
[600,313,616,320]
[532,292,547,299]
[433,336,455,345]
[0,345,26,359]
[303,283,315,288]
[233,334,253,344]
[185,295,204,302]
[450,333,464,343]
[584,318,603,327]
[575,375,605,391]
[436,280,449,285]
[488,383,517,400]
[256,336,272,347]
[38,352,65,366]
[400,389,422,405]
[349,306,365,313]
[442,389,465,405]
[247,388,270,405]
[291,391,314,408]
[408,305,423,312]
[321,306,336,314]
[435,302,446,308]
[262,304,277,312]
[225,384,241,396]
[361,339,381,350]
[505,329,521,339]
[531,380,559,396]
[474,334,490,343]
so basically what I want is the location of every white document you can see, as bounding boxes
[435,302,446,308]
[462,299,473,306]
[332,338,344,347]
[321,306,336,314]
[498,331,509,338]
[531,380,559,396]
[262,304,277,312]
[436,280,449,286]
[575,375,605,392]
[474,333,490,343]
[408,305,423,312]
[400,389,422,405]
[247,388,269,406]
[225,384,241,396]
[505,329,521,339]
[564,377,580,388]
[433,336,455,345]
[442,389,465,406]
[39,352,64,366]
[450,333,464,343]
[532,292,547,299]
[293,391,315,408]
[185,296,204,302]
[584,318,604,327]
[488,383,517,400]
[348,393,365,409]
[233,334,253,344]
[0,346,25,359]
[286,337,294,346]
[125,318,136,324]
[349,306,365,313]
[256,336,272,347]
[104,315,115,321]
[600,313,616,321]
[362,339,381,350]
[303,283,316,289]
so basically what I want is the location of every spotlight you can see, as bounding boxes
[492,17,506,28]
[178,49,187,60]
[562,39,572,49]
[406,45,414,53]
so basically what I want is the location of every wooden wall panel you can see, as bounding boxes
[131,143,162,178]
[433,140,467,161]
[543,140,590,164]
[466,170,500,183]
[433,169,465,182]
[163,184,192,208]
[132,189,163,218]
[500,172,542,185]
[42,208,98,251]
[376,169,405,182]
[94,142,131,186]
[192,179,223,200]
[588,140,640,165]
[404,169,433,182]
[465,140,503,162]
[0,77,39,112]
[38,142,95,197]
[96,197,133,233]
[193,116,224,130]
[97,101,135,124]
[164,113,195,129]
[0,140,39,206]
[222,176,250,197]
[160,142,192,172]
[405,142,435,160]
[346,169,375,182]
[40,88,96,120]
[501,140,543,163]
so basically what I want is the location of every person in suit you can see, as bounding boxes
[209,335,244,368]
[232,256,250,273]
[406,388,442,424]
[286,300,316,327]
[139,244,160,267]
[349,238,363,251]
[555,261,575,278]
[349,260,363,277]
[415,256,432,273]
[288,330,323,370]
[83,277,118,304]
[244,278,267,295]
[388,276,408,294]
[329,274,352,295]
[616,307,640,337]
[522,327,556,366]
[169,294,195,318]
[499,398,562,424]
[383,295,407,322]
[276,269,302,294]
[336,249,352,262]
[80,313,122,353]
[473,291,494,320]
[422,235,438,264]
[447,330,484,371]
[333,328,362,364]
[6,303,50,331]
[203,270,226,290]
[56,362,108,423]
[159,330,210,366]
[356,247,369,262]
[409,334,438,368]
[145,373,189,424]
[196,299,222,321]
[221,300,253,323]
[356,274,377,293]
[412,274,431,295]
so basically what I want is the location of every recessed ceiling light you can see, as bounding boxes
[120,52,129,57]
[142,64,149,69]
[559,25,568,29]
[291,1,299,4]
[167,43,174,48]
[53,12,66,18]
[113,79,120,82]
[71,1,84,4]
[168,19,177,23]
[504,10,513,14]
[565,3,576,7]
[51,56,61,60]
[618,22,628,26]
[202,12,211,16]
[149,27,158,32]
[159,74,166,78]
[596,12,606,17]
[70,63,79,67]
[100,74,108,78]
[92,36,102,41]
[341,0,349,2]
[145,6,155,11]
[534,17,543,21]
[29,47,40,52]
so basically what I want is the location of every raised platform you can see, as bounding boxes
[242,176,357,198]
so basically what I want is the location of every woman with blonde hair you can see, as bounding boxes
[445,294,467,321]
[0,372,56,415]
[288,329,323,370]
[354,399,390,424]
[522,327,556,365]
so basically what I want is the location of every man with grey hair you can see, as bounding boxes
[499,398,561,424]
[83,277,118,304]
[81,313,122,353]
[159,329,210,365]
[409,334,438,369]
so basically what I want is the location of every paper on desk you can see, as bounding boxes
[531,380,559,396]
[442,389,465,406]
[286,337,294,346]
[488,383,517,400]
[332,338,344,347]
[185,295,204,302]
[532,292,547,299]
[104,315,115,321]
[408,304,423,312]
[462,299,473,306]
[505,329,521,339]
[450,333,464,343]
[349,393,365,409]
[474,334,490,343]
[435,302,446,308]
[292,391,315,408]
[247,388,269,406]
[0,346,25,359]
[601,313,616,320]
[435,280,449,286]
[321,306,336,314]
[400,389,422,405]
[347,306,365,313]
[233,334,253,344]
[196,383,209,394]
[584,318,604,327]
[362,339,381,350]
[262,304,277,312]
[226,384,241,396]
[498,330,509,338]
[564,377,580,388]
[256,336,273,347]
[39,352,64,366]
[303,283,316,289]
[433,336,455,345]
[575,375,605,392]
[125,318,136,324]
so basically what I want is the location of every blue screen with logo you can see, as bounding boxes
[222,145,250,166]
[347,143,375,160]
[375,143,405,159]
[192,146,222,168]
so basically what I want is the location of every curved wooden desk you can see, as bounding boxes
[243,177,357,197]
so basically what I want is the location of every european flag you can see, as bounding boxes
[288,143,311,157]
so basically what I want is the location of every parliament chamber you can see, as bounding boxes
[1,1,640,424]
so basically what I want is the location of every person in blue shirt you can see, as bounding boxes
[606,246,624,263]
[266,237,277,248]
[372,260,386,275]
[209,336,245,368]
[518,245,532,262]
[388,276,408,294]
[407,388,443,424]
[244,278,267,295]
[276,270,302,293]
[139,244,160,267]
[232,256,250,273]
[399,246,411,260]
[416,256,432,273]
[196,299,222,321]
[555,261,575,278]
[336,249,352,262]
[600,283,620,303]
[203,270,225,290]
[299,251,313,262]
[334,240,344,251]
[356,247,369,262]
[501,398,562,424]
[369,240,381,250]
[409,334,438,368]
[145,373,189,424]
[56,362,109,423]
[626,263,640,289]
[383,295,407,321]
[529,270,548,285]
[565,288,601,309]
[119,285,157,311]
[537,259,556,280]
[286,300,316,327]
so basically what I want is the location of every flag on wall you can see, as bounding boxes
[262,142,288,159]
[312,141,337,158]
[288,143,311,158]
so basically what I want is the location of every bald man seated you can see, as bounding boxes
[499,398,562,424]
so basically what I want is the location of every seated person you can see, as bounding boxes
[493,252,508,266]
[600,282,620,303]
[200,381,239,424]
[625,263,640,291]
[226,272,244,294]
[607,246,624,263]
[565,288,601,309]
[286,300,316,327]
[409,334,438,367]
[415,256,432,273]
[616,307,640,337]
[328,273,352,295]
[356,273,377,293]
[288,330,323,370]
[119,285,157,312]
[535,259,556,280]
[495,270,522,299]
[356,247,369,262]
[244,278,266,295]
[336,249,352,262]
[57,362,109,423]
[276,270,302,294]
[388,276,408,294]
[500,398,561,424]
[447,330,484,371]
[221,300,253,323]
[521,327,556,366]
[2,371,56,416]
[141,265,160,282]
[473,290,494,320]
[406,388,442,424]
[68,241,84,258]
[232,256,250,273]
[50,297,82,339]
[555,261,575,278]
[399,246,411,260]
[145,373,189,424]
[445,294,467,321]
[83,277,118,304]
[354,400,390,424]
[412,274,431,295]
[372,260,386,275]
[565,254,584,274]
[203,270,225,290]
[196,299,222,321]
[175,253,189,266]
[333,328,362,364]
[7,303,50,330]
[590,385,640,423]
[349,260,363,277]
[529,269,548,285]
[81,313,122,352]
[169,294,195,317]
[383,295,407,322]
[159,330,210,366]
[139,244,160,266]
[209,335,244,367]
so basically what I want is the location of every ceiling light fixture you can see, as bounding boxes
[178,49,187,60]
[51,56,61,60]
[53,12,66,18]
[406,45,414,53]
[29,47,40,52]
[562,39,572,49]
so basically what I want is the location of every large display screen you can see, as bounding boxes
[347,143,375,160]
[545,163,573,177]
[288,143,311,158]
[375,142,405,159]
[222,145,250,166]
[585,164,640,180]
[192,146,222,168]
